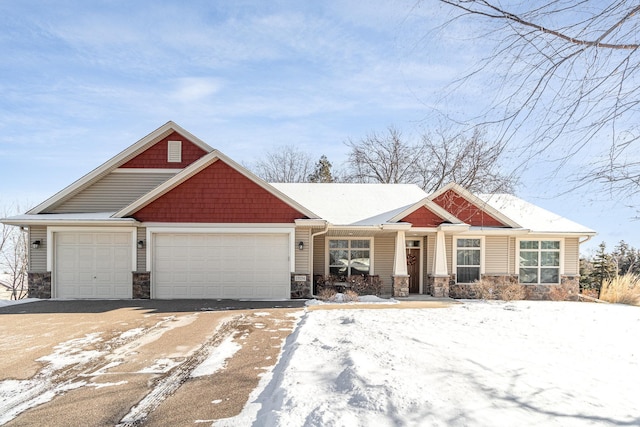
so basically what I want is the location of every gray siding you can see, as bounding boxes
[49,171,174,213]
[294,228,311,274]
[508,237,516,274]
[485,236,509,274]
[445,234,453,273]
[137,227,146,271]
[313,234,325,277]
[564,237,580,275]
[29,226,47,271]
[374,234,394,295]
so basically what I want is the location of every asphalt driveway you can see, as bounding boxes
[0,299,306,426]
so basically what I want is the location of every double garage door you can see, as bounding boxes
[153,233,290,299]
[55,231,291,299]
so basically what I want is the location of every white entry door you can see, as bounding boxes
[55,231,133,298]
[153,233,290,299]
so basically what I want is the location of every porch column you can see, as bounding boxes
[429,230,450,298]
[392,230,409,297]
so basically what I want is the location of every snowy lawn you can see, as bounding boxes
[218,301,640,427]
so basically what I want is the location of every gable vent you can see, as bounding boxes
[168,140,182,163]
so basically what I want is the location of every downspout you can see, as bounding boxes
[309,222,329,296]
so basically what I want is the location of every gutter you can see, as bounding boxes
[309,221,330,297]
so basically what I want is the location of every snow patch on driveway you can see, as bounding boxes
[191,335,241,378]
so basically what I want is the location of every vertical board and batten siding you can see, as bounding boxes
[295,228,311,274]
[564,237,580,275]
[485,236,509,274]
[374,234,394,295]
[29,226,47,272]
[313,234,325,277]
[137,227,146,272]
[49,172,175,213]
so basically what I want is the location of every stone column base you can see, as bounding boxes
[133,272,151,299]
[28,271,52,299]
[392,275,410,297]
[428,275,450,298]
[291,273,312,299]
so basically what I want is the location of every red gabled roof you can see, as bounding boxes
[120,131,207,169]
[131,159,307,223]
[400,206,447,227]
[432,189,507,227]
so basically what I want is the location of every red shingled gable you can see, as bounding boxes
[131,159,305,223]
[432,189,506,227]
[400,206,446,227]
[120,131,208,169]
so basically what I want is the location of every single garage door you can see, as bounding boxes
[55,232,133,298]
[153,233,290,299]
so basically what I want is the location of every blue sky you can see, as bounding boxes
[0,0,637,255]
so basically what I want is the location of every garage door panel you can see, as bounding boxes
[153,233,290,299]
[55,232,133,299]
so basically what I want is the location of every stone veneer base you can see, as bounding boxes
[392,275,410,297]
[291,273,312,299]
[28,271,52,299]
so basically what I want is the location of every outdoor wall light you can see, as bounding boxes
[31,240,41,249]
[137,240,145,249]
[298,241,304,251]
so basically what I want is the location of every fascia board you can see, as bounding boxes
[27,121,213,214]
[428,182,521,228]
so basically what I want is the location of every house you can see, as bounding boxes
[1,122,596,300]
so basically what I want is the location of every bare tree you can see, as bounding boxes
[251,145,313,183]
[1,205,28,300]
[345,126,424,184]
[345,125,517,193]
[436,1,640,199]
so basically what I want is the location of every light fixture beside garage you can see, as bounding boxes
[137,240,145,249]
[298,241,304,251]
[31,240,41,249]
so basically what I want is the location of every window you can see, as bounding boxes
[519,240,560,284]
[456,238,481,283]
[329,239,370,278]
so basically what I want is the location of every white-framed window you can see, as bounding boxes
[519,240,561,284]
[455,238,482,283]
[328,239,370,278]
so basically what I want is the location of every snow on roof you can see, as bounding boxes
[477,193,596,234]
[271,183,428,225]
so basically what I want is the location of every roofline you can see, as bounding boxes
[428,182,522,228]
[27,121,214,214]
[388,197,464,224]
[1,217,139,227]
[114,150,320,219]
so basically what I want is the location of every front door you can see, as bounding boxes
[406,247,420,293]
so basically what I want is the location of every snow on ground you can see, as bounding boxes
[217,301,640,427]
[305,294,398,306]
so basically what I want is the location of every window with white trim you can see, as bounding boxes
[328,239,370,278]
[519,240,560,284]
[456,238,481,283]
